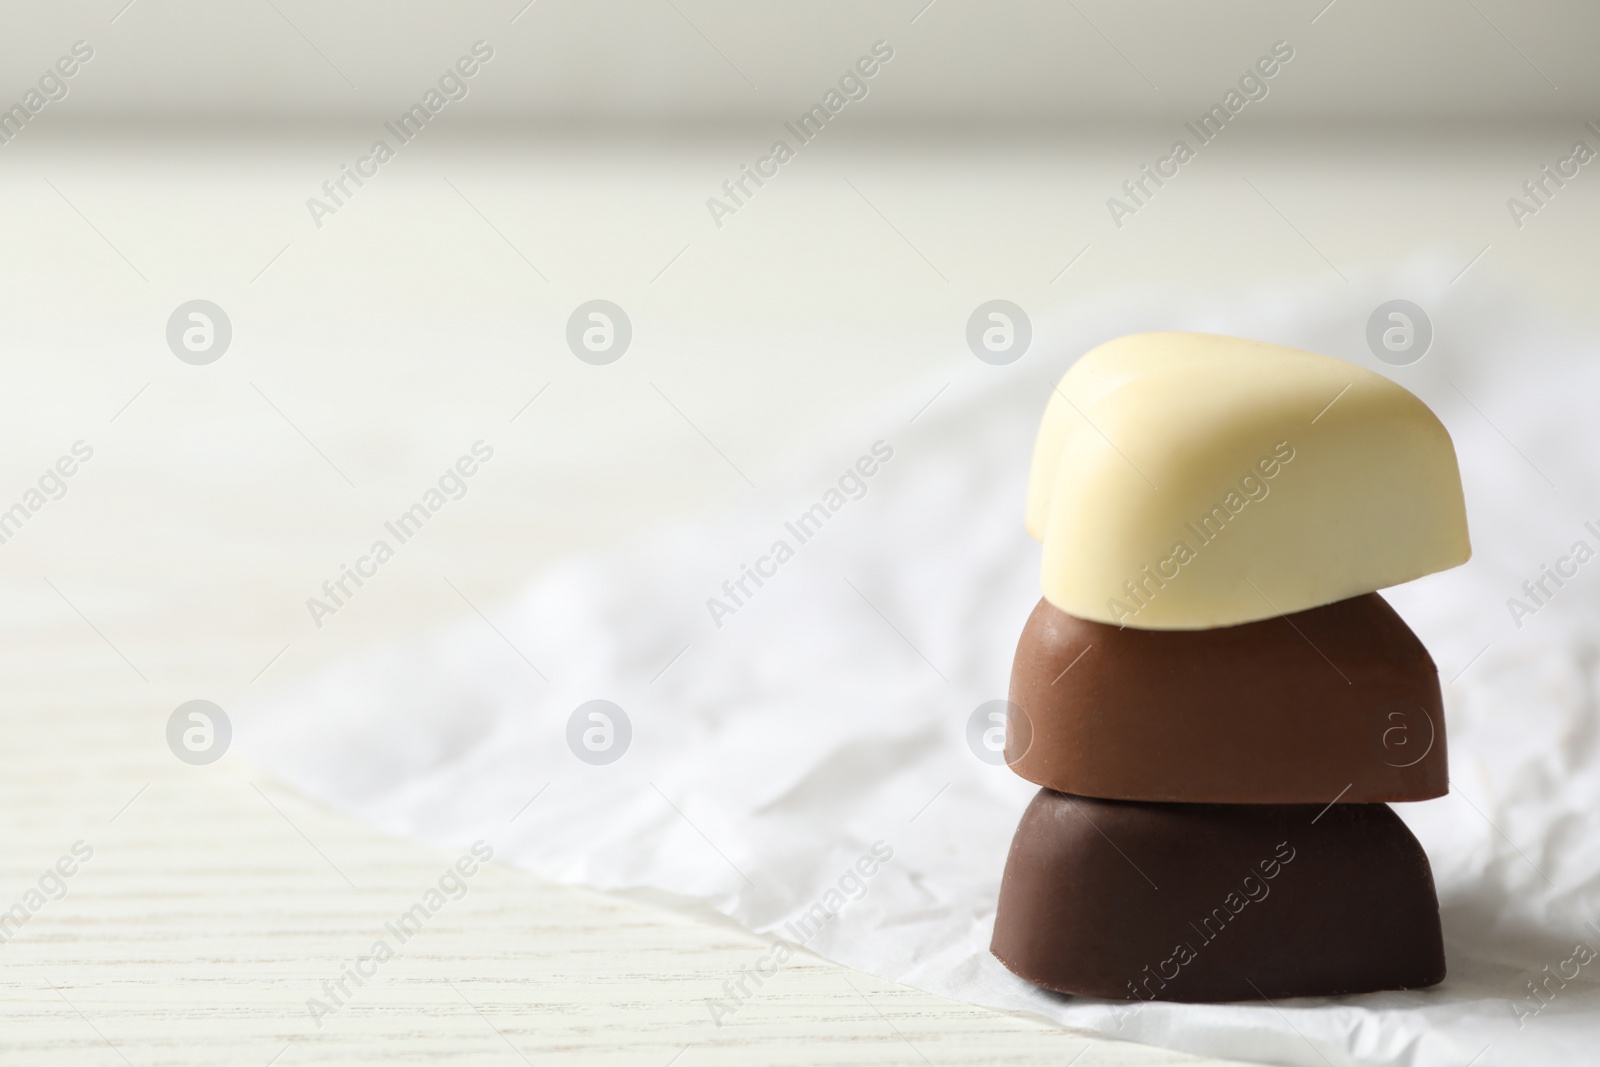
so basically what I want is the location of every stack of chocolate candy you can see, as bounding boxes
[991,332,1470,1002]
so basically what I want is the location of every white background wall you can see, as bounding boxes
[2,0,1596,124]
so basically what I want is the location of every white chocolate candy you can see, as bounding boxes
[1027,332,1470,629]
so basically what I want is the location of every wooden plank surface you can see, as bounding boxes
[0,682,1241,1066]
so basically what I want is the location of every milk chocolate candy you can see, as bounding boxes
[1026,332,1470,629]
[991,790,1445,1001]
[1006,592,1446,804]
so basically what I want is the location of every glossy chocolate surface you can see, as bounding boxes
[991,790,1446,1001]
[1006,593,1446,804]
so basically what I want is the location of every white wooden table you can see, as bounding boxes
[1,124,1590,1064]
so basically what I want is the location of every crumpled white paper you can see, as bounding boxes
[239,273,1600,1067]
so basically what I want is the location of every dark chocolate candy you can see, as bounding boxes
[991,789,1445,1001]
[1006,593,1447,804]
